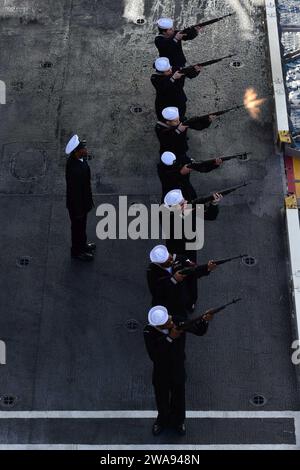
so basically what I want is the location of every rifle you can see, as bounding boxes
[177,254,248,276]
[190,181,249,205]
[181,12,236,34]
[180,54,234,78]
[187,152,251,171]
[177,298,242,331]
[183,105,244,129]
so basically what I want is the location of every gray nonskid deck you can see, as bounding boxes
[0,0,299,447]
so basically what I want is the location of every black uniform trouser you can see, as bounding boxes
[153,378,185,426]
[69,212,87,255]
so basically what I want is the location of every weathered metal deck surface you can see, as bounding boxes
[0,0,299,448]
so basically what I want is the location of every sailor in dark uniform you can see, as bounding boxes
[162,189,223,261]
[155,17,202,67]
[157,151,222,202]
[65,135,96,261]
[144,305,214,436]
[147,244,217,314]
[157,152,183,200]
[155,106,215,156]
[151,57,201,120]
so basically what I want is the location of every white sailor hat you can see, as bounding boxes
[148,305,169,326]
[65,134,80,155]
[155,57,171,72]
[157,18,174,29]
[164,189,184,207]
[161,151,176,166]
[162,106,179,121]
[150,245,169,264]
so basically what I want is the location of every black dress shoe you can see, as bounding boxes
[152,422,164,436]
[86,242,96,252]
[72,251,94,261]
[175,423,186,436]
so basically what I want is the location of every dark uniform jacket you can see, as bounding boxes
[157,158,196,201]
[155,118,211,156]
[157,156,218,201]
[164,203,219,257]
[157,161,183,199]
[66,156,94,217]
[155,121,189,156]
[143,313,208,384]
[147,255,210,315]
[151,69,187,119]
[154,29,198,67]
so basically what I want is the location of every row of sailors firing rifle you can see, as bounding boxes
[144,13,249,437]
[152,12,250,216]
[63,12,249,437]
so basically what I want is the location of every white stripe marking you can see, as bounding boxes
[265,0,289,131]
[0,411,298,448]
[0,410,298,419]
[0,444,297,450]
[286,208,300,344]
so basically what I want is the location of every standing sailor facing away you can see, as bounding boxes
[65,134,96,261]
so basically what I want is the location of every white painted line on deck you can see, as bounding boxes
[0,444,297,450]
[265,0,289,131]
[286,208,300,342]
[294,411,300,449]
[0,410,298,419]
[0,411,298,449]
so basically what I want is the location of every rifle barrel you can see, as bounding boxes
[184,12,236,30]
[188,152,251,168]
[221,152,251,161]
[214,254,248,265]
[180,55,234,78]
[210,297,242,315]
[192,54,235,69]
[214,105,244,116]
[178,297,242,331]
[220,182,248,196]
[183,106,244,127]
[179,256,247,275]
[190,182,248,205]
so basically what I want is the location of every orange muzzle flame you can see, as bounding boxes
[243,88,266,119]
